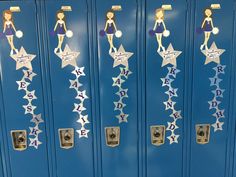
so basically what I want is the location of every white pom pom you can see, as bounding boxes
[16,30,23,38]
[212,27,219,35]
[163,30,170,37]
[66,30,73,38]
[115,30,122,38]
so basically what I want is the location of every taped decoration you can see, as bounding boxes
[2,8,44,149]
[100,7,134,124]
[53,9,90,138]
[199,6,226,132]
[150,7,183,144]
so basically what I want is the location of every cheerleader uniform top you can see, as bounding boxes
[5,21,14,36]
[105,20,115,34]
[154,19,165,34]
[56,20,66,35]
[203,18,213,32]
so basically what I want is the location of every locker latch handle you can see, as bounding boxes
[105,127,120,147]
[11,130,27,151]
[59,128,74,149]
[196,124,210,144]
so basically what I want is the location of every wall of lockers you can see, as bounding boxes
[0,0,236,177]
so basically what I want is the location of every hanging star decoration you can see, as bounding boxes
[208,64,226,132]
[202,42,225,65]
[56,44,80,68]
[161,65,182,144]
[110,55,133,123]
[158,44,182,67]
[55,42,90,139]
[16,68,44,149]
[11,47,36,70]
[110,45,133,68]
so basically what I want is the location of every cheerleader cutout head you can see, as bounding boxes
[152,8,170,53]
[2,10,22,56]
[101,10,122,54]
[200,8,219,51]
[54,10,73,54]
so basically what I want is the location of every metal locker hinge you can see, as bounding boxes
[196,124,210,144]
[11,130,27,151]
[150,125,166,146]
[59,128,74,149]
[105,127,120,147]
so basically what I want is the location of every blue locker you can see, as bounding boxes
[0,1,50,177]
[94,0,139,177]
[145,1,188,177]
[42,1,95,177]
[190,1,235,177]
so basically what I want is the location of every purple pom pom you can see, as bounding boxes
[99,30,106,37]
[50,30,56,36]
[196,27,203,34]
[149,29,155,36]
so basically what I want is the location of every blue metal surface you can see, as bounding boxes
[42,1,95,177]
[190,1,235,177]
[0,1,50,177]
[95,1,139,177]
[145,1,188,177]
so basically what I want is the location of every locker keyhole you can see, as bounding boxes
[109,132,116,139]
[64,132,72,141]
[153,131,161,138]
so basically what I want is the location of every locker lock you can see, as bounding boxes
[151,125,165,146]
[11,130,27,151]
[105,127,120,147]
[59,128,74,149]
[196,124,210,144]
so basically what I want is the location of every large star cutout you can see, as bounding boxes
[202,42,225,65]
[56,44,80,68]
[158,44,182,67]
[110,45,133,68]
[11,47,36,70]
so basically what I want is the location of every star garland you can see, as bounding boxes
[110,45,133,123]
[12,47,44,149]
[201,42,226,132]
[56,44,90,138]
[158,44,182,144]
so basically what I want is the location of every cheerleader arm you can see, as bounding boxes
[210,18,214,28]
[104,21,108,31]
[201,19,206,28]
[63,22,67,32]
[3,22,6,33]
[11,22,17,32]
[54,21,58,31]
[162,20,167,31]
[153,20,158,30]
[113,21,118,31]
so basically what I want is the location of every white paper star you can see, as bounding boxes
[10,47,36,70]
[167,134,180,144]
[119,67,132,79]
[77,127,90,138]
[73,103,86,113]
[56,44,80,68]
[166,122,179,131]
[161,77,174,87]
[72,66,85,77]
[114,101,126,111]
[29,126,43,136]
[110,45,133,68]
[69,79,82,90]
[212,88,225,98]
[212,121,224,132]
[22,69,37,81]
[209,77,222,87]
[208,98,221,110]
[31,114,44,124]
[213,64,226,75]
[16,79,30,91]
[23,103,36,115]
[158,44,182,67]
[112,77,125,87]
[170,110,182,120]
[116,113,129,123]
[23,90,37,102]
[77,115,90,127]
[116,88,128,99]
[167,67,180,78]
[165,88,178,98]
[202,42,225,65]
[163,99,176,110]
[75,90,89,102]
[29,137,42,149]
[213,109,225,119]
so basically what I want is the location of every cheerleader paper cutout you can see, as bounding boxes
[150,8,170,52]
[54,10,73,54]
[3,10,23,55]
[200,8,219,51]
[100,10,122,54]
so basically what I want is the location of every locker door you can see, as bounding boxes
[0,1,50,177]
[190,1,235,177]
[43,1,95,177]
[145,1,188,177]
[95,1,139,177]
